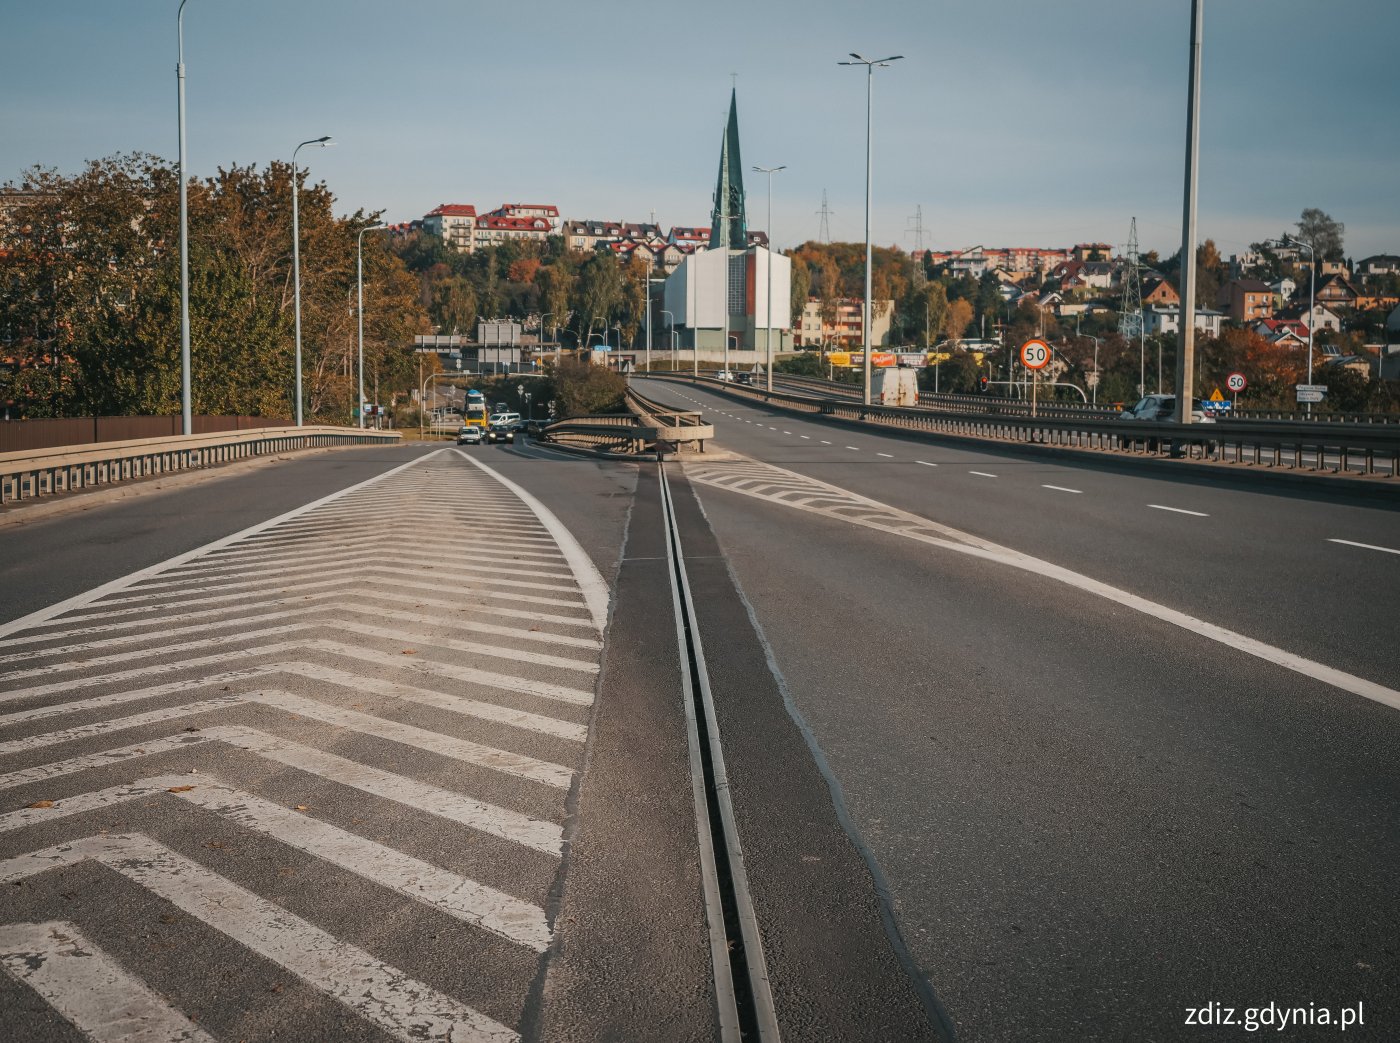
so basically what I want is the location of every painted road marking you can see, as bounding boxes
[846,446,860,451]
[0,836,520,1042]
[969,471,998,478]
[800,435,810,439]
[0,921,218,1043]
[1328,538,1400,556]
[1149,504,1208,517]
[820,440,832,445]
[1043,485,1083,494]
[686,456,1400,714]
[916,461,937,467]
[877,453,893,458]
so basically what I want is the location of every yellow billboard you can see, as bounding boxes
[827,351,852,367]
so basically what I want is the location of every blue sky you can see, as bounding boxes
[4,0,1397,259]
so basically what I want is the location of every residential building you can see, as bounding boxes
[1141,304,1223,337]
[1071,242,1113,262]
[1318,258,1350,278]
[1142,275,1180,307]
[668,226,710,250]
[1356,255,1400,278]
[1314,273,1360,310]
[1277,301,1342,333]
[483,203,560,228]
[1218,278,1274,323]
[563,219,625,252]
[1253,318,1311,347]
[796,298,893,348]
[421,204,477,252]
[1270,276,1296,304]
[475,213,553,247]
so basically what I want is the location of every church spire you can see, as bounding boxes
[709,89,746,250]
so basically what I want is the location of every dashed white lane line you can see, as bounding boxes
[1327,538,1400,556]
[845,446,860,451]
[820,440,832,445]
[1149,504,1209,517]
[916,460,936,467]
[1042,484,1083,494]
[783,431,792,435]
[877,453,893,459]
[800,435,810,439]
[969,471,998,478]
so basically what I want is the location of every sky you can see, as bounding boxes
[4,0,1398,260]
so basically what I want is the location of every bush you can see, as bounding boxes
[551,359,627,417]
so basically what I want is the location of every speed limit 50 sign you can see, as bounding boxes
[1020,338,1051,370]
[1226,372,1247,392]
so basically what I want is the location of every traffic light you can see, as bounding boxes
[979,375,989,392]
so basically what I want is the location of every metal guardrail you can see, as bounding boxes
[540,415,656,455]
[650,374,1400,480]
[624,386,714,451]
[0,426,401,506]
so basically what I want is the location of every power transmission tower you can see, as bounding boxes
[816,189,834,244]
[905,204,926,252]
[1119,216,1147,395]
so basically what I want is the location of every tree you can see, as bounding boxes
[789,256,811,329]
[572,251,622,347]
[943,298,974,343]
[1296,208,1345,261]
[433,277,477,335]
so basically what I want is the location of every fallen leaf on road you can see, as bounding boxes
[402,649,417,655]
[27,800,54,809]
[294,805,309,812]
[167,786,195,793]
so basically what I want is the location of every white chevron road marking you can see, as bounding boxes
[0,638,597,709]
[0,686,574,788]
[0,779,552,949]
[0,835,520,1042]
[0,724,564,854]
[0,920,217,1042]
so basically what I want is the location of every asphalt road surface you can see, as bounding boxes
[1,417,1397,1041]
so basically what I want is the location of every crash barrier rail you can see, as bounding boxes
[648,373,1400,479]
[539,414,657,455]
[0,426,401,506]
[623,385,714,451]
[0,414,293,454]
[771,372,1399,424]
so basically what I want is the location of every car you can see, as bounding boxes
[1118,395,1215,424]
[525,419,549,436]
[714,370,735,382]
[456,426,483,445]
[734,372,754,385]
[488,411,522,428]
[486,425,516,444]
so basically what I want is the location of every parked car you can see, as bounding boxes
[456,425,483,445]
[1118,395,1215,424]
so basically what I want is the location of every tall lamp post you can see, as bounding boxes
[753,164,786,391]
[291,135,333,426]
[661,310,677,371]
[356,223,386,429]
[1281,235,1317,415]
[840,52,903,406]
[176,0,193,434]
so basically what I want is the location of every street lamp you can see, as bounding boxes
[1280,234,1317,415]
[176,0,193,435]
[753,164,786,392]
[661,310,677,371]
[356,223,387,429]
[291,135,333,426]
[840,52,903,406]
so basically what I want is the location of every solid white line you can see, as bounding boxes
[0,451,446,641]
[877,453,893,458]
[456,452,611,632]
[0,920,217,1042]
[0,835,521,1041]
[1149,504,1208,517]
[916,461,937,467]
[1042,484,1083,494]
[701,457,1400,713]
[969,471,998,478]
[1328,538,1400,556]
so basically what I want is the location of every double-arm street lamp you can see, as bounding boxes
[291,135,333,426]
[752,164,786,391]
[840,52,903,406]
[1275,234,1317,415]
[356,223,387,429]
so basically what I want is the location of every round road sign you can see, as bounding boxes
[1227,372,1247,393]
[1020,338,1051,371]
